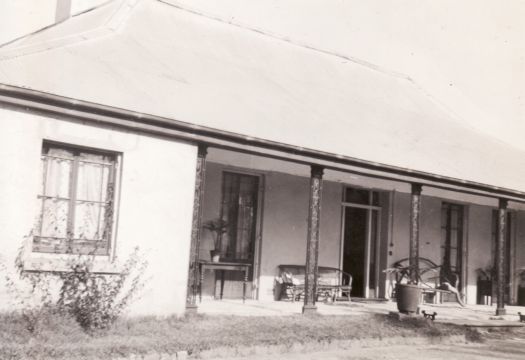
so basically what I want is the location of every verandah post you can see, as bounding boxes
[303,165,324,314]
[409,184,422,284]
[496,198,508,316]
[185,143,208,313]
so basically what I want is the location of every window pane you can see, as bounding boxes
[450,231,458,248]
[450,249,458,268]
[40,198,69,238]
[450,208,458,227]
[78,152,111,163]
[345,187,369,205]
[43,156,72,198]
[372,191,379,206]
[47,147,75,160]
[76,162,110,202]
[73,202,106,240]
[220,172,258,261]
[236,177,258,259]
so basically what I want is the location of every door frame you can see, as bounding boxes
[339,201,382,298]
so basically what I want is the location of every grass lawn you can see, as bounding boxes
[0,312,473,359]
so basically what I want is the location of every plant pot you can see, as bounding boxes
[210,250,221,263]
[396,283,421,314]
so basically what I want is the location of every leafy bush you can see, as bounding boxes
[57,248,148,332]
[2,239,148,333]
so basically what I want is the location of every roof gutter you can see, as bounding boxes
[1,83,524,203]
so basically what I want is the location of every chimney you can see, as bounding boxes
[55,0,72,23]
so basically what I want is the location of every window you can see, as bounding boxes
[344,187,379,206]
[33,142,119,255]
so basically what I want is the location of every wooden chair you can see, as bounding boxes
[386,257,465,307]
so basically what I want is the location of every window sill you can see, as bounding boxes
[23,254,121,274]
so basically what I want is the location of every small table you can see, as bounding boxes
[198,260,252,303]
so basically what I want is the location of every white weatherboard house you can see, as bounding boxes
[1,0,525,316]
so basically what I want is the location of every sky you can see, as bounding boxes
[1,0,524,150]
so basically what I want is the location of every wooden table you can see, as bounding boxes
[198,260,252,303]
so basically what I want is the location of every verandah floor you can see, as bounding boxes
[197,298,525,327]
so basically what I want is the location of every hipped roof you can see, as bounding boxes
[1,0,524,193]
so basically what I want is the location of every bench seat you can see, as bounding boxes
[276,264,353,302]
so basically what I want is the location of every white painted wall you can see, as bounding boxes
[0,107,197,316]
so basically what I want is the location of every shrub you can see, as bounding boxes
[2,239,148,334]
[57,248,148,332]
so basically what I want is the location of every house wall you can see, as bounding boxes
[0,107,197,316]
[2,111,522,313]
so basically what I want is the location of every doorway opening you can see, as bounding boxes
[440,202,466,302]
[341,187,384,299]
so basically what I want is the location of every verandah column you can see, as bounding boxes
[303,165,324,314]
[409,184,422,284]
[185,143,208,313]
[496,198,508,316]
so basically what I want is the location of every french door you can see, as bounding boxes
[440,203,466,300]
[217,171,261,298]
[341,187,382,298]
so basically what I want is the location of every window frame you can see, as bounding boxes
[33,141,121,256]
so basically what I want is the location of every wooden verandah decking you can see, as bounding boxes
[196,298,525,327]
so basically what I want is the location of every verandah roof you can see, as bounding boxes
[0,0,524,194]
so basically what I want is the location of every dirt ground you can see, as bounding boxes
[226,339,525,360]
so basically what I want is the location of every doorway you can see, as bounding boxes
[440,202,466,302]
[341,187,382,298]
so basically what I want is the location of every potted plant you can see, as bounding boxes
[385,262,422,314]
[203,218,228,262]
[395,265,421,315]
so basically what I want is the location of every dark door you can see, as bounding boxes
[342,207,368,297]
[441,203,464,301]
